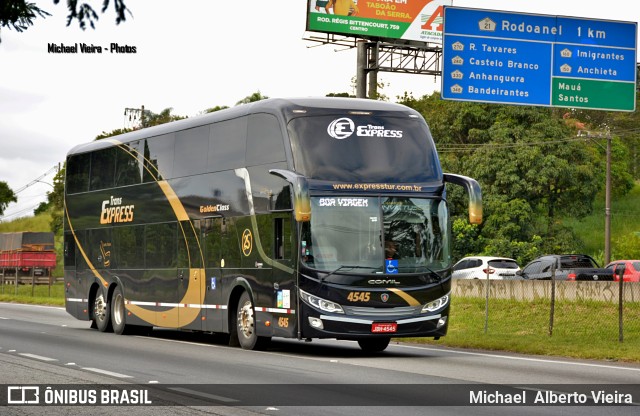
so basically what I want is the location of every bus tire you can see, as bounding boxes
[236,291,270,350]
[93,291,113,333]
[111,286,127,335]
[357,337,390,352]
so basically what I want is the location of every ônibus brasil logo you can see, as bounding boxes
[327,117,355,139]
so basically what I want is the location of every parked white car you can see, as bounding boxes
[452,256,521,280]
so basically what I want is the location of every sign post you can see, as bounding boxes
[442,7,637,111]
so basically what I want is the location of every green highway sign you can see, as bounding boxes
[442,7,638,111]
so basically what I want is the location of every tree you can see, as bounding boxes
[0,0,130,42]
[48,165,65,234]
[34,200,50,215]
[203,105,229,114]
[0,181,17,216]
[399,93,617,262]
[236,91,269,105]
[141,107,186,128]
[96,108,186,141]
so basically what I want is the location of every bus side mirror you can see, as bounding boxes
[443,173,483,224]
[269,169,311,222]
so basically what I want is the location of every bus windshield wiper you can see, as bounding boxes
[394,265,444,281]
[320,265,380,283]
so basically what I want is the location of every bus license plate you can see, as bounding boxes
[371,323,397,333]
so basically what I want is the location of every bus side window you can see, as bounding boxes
[115,141,143,187]
[208,118,247,172]
[66,153,90,194]
[246,113,286,166]
[88,228,112,269]
[274,216,291,260]
[222,218,242,268]
[64,232,76,269]
[145,223,177,268]
[89,147,116,191]
[142,133,175,182]
[174,126,209,178]
[177,220,202,268]
[113,225,144,269]
[202,218,221,268]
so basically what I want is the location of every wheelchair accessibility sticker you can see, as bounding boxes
[385,259,398,274]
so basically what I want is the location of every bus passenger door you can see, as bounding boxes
[177,220,204,331]
[201,217,224,333]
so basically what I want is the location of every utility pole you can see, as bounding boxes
[605,131,612,264]
[578,130,612,264]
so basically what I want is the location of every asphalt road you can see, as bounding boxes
[0,302,639,416]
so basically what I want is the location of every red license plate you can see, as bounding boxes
[371,322,397,333]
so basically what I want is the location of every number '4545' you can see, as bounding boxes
[347,292,370,302]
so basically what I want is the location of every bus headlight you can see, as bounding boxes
[300,290,344,314]
[422,293,450,313]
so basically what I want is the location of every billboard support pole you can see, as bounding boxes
[368,42,379,100]
[356,40,367,98]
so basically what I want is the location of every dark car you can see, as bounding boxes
[518,254,614,281]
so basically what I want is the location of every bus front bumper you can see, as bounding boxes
[301,305,450,340]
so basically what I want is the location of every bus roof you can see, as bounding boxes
[66,97,421,157]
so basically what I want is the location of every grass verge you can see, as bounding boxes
[406,297,640,363]
[0,283,65,306]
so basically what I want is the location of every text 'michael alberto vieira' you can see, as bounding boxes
[48,43,136,53]
[469,389,634,405]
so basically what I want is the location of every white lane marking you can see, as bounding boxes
[0,302,65,311]
[81,367,133,378]
[395,344,640,373]
[18,353,58,362]
[168,387,238,403]
[0,317,10,320]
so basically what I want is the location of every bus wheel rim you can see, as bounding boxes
[238,301,254,338]
[94,295,106,322]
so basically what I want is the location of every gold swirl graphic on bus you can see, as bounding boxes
[65,138,207,328]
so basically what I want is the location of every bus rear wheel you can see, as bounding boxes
[236,291,270,350]
[111,286,127,335]
[93,292,113,333]
[357,337,390,352]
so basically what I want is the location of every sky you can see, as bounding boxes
[0,0,638,221]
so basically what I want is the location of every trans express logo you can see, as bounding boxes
[327,117,354,139]
[327,118,403,140]
[100,196,134,224]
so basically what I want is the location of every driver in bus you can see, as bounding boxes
[385,240,400,260]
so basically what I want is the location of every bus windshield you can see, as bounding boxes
[288,115,441,183]
[301,197,450,274]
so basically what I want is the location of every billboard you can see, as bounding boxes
[306,0,447,44]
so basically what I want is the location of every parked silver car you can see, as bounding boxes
[452,256,521,280]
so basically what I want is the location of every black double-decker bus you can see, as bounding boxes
[63,97,481,352]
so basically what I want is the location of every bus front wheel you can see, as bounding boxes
[236,291,270,350]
